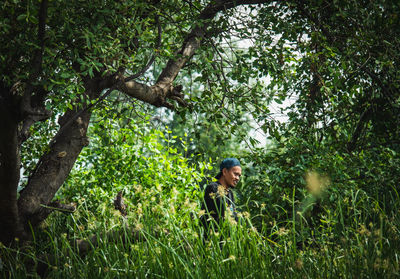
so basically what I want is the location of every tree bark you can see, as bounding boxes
[17,79,102,229]
[17,107,92,228]
[0,93,23,244]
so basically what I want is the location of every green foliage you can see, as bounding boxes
[3,0,400,277]
[1,0,206,109]
[164,110,251,164]
[4,105,400,277]
[60,110,209,214]
[3,145,400,278]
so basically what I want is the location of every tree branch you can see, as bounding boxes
[29,202,76,225]
[20,0,49,117]
[41,201,76,213]
[118,0,270,109]
[347,106,372,152]
[19,0,51,143]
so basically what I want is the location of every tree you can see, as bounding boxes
[255,0,400,150]
[2,0,400,246]
[0,0,271,244]
[237,0,400,232]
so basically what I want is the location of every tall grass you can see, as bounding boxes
[3,125,400,278]
[2,184,399,278]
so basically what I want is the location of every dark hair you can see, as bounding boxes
[215,158,241,179]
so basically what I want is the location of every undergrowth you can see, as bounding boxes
[2,122,400,278]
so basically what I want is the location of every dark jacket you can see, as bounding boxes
[200,181,237,237]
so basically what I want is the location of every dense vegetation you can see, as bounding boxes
[3,115,400,278]
[1,0,400,278]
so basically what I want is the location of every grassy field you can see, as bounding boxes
[2,185,399,278]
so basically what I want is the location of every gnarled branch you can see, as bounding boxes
[118,0,270,109]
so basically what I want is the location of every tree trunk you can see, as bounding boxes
[0,94,23,244]
[17,104,92,230]
[16,76,111,232]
